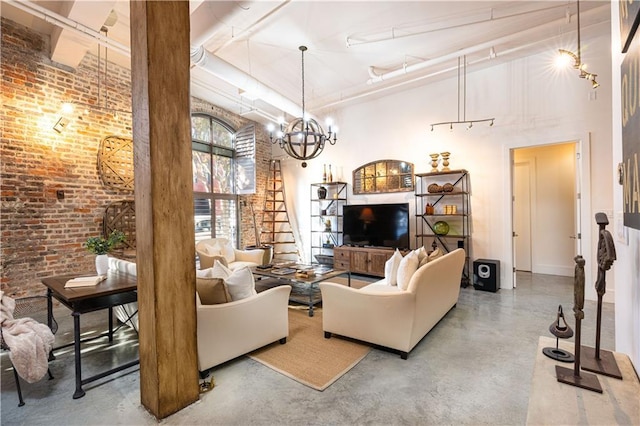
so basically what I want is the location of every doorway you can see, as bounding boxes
[512,143,578,277]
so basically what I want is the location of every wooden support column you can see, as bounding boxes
[129,1,199,419]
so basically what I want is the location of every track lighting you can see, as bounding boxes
[429,56,495,132]
[558,0,599,89]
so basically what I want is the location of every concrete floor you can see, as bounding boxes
[1,272,615,425]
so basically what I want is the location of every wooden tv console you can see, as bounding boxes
[333,245,408,277]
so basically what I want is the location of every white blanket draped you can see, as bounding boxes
[0,292,55,383]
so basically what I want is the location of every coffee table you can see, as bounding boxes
[252,266,350,317]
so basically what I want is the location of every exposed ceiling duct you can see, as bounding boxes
[9,0,301,120]
[366,4,606,85]
[189,45,301,118]
[4,0,130,58]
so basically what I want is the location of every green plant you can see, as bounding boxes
[85,230,126,255]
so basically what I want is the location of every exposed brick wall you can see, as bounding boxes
[1,18,271,298]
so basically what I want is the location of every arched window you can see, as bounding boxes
[191,114,255,246]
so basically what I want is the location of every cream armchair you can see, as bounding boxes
[196,285,291,374]
[196,238,264,270]
[320,248,465,359]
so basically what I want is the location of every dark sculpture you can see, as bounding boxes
[554,255,602,393]
[542,305,574,362]
[581,212,622,379]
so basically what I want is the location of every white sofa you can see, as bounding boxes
[107,256,291,375]
[109,257,139,330]
[196,285,291,374]
[319,248,465,359]
[195,238,264,270]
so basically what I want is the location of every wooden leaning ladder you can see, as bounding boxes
[261,160,300,263]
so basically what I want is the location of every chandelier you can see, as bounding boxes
[557,0,599,88]
[268,46,337,168]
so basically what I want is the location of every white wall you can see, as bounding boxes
[611,1,640,370]
[277,26,613,303]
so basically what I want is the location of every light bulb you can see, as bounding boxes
[61,102,74,114]
[556,50,576,69]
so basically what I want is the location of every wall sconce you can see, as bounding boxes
[53,117,69,133]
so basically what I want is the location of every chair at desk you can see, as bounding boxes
[0,295,57,407]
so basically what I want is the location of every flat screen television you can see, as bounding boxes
[343,203,409,249]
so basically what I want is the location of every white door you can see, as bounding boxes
[514,161,532,271]
[573,145,583,256]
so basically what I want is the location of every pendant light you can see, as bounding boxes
[268,46,337,168]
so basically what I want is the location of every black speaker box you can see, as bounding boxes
[473,259,500,292]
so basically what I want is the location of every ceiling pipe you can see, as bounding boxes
[190,45,301,118]
[5,0,130,57]
[366,4,606,84]
[10,0,301,119]
[317,19,610,113]
[347,3,568,48]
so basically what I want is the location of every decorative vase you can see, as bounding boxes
[317,186,327,199]
[95,254,109,275]
[433,221,450,236]
[429,153,440,172]
[440,152,451,171]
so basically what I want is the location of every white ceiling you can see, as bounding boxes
[2,1,611,124]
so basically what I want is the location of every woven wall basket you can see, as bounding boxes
[98,136,134,191]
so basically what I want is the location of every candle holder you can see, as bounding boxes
[440,152,451,171]
[429,153,440,172]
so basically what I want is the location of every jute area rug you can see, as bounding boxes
[248,305,371,391]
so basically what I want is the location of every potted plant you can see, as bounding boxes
[85,230,126,274]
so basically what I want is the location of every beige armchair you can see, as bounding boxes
[196,285,291,374]
[320,248,465,359]
[196,238,264,270]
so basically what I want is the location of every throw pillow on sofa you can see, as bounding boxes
[419,247,444,268]
[384,249,403,286]
[211,260,256,301]
[196,277,231,304]
[413,246,427,263]
[397,250,419,290]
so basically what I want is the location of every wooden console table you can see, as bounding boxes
[334,245,408,277]
[42,270,138,399]
[526,336,639,424]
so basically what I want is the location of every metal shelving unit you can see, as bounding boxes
[310,182,347,265]
[415,169,471,287]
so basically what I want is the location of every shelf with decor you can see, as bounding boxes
[415,169,471,287]
[310,182,347,266]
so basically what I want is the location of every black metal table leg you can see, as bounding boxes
[108,307,114,342]
[72,312,85,399]
[308,283,314,317]
[46,289,56,361]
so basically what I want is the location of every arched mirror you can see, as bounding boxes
[353,160,414,194]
